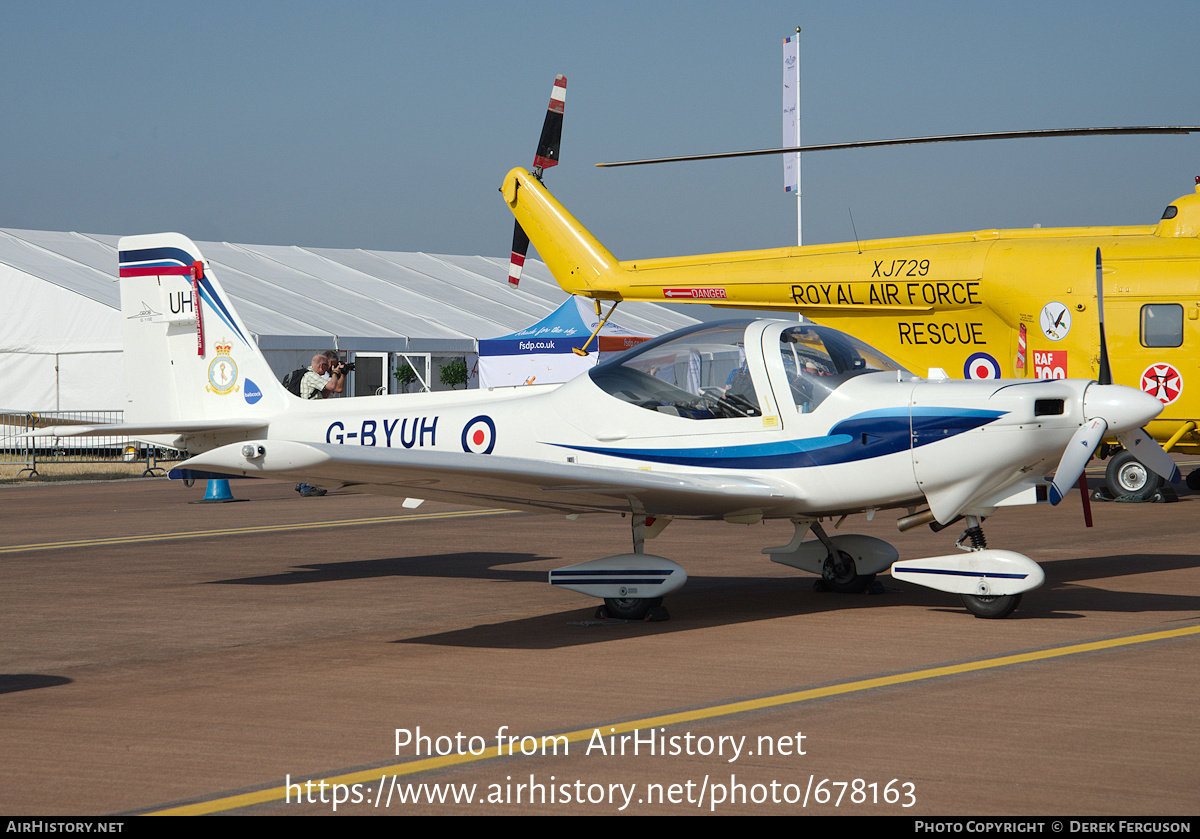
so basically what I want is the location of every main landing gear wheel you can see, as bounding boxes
[960,593,1021,619]
[821,550,876,594]
[602,596,662,621]
[1105,450,1162,500]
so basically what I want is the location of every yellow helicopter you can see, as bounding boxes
[500,125,1200,500]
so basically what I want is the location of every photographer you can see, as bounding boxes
[299,351,348,400]
[296,352,348,497]
[320,350,353,396]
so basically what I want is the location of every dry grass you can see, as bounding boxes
[0,458,174,483]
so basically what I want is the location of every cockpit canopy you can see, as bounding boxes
[589,319,908,420]
[778,322,908,412]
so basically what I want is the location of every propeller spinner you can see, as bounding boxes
[508,75,566,288]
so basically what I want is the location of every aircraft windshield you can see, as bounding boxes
[779,325,908,412]
[589,321,762,420]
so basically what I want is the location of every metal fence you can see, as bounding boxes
[0,410,187,478]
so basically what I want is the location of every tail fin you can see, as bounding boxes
[117,233,290,425]
[501,167,623,298]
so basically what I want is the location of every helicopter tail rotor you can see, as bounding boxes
[509,74,566,288]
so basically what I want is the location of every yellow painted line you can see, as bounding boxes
[0,508,518,555]
[149,623,1200,815]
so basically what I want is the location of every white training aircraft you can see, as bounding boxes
[37,234,1172,620]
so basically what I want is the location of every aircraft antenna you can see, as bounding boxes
[848,208,862,254]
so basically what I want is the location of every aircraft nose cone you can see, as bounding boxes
[1083,384,1163,433]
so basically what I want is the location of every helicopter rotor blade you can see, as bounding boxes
[534,74,566,172]
[509,75,566,288]
[508,223,531,288]
[1096,248,1112,386]
[596,126,1200,168]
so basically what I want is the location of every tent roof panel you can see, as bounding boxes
[251,245,515,338]
[0,230,118,309]
[0,229,698,351]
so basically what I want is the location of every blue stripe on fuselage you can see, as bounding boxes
[551,407,1004,469]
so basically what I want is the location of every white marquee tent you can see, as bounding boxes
[0,228,699,413]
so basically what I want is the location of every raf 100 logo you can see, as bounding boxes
[1033,351,1067,380]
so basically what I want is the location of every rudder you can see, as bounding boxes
[117,233,289,424]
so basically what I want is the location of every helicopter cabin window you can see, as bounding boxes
[778,325,908,413]
[1140,304,1183,348]
[588,322,761,419]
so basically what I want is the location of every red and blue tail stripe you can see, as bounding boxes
[119,246,250,347]
[118,246,196,276]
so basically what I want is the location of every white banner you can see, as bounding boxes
[782,34,800,194]
[478,352,593,389]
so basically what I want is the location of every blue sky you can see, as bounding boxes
[1,0,1196,265]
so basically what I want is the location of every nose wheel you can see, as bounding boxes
[957,518,1022,618]
[960,593,1022,619]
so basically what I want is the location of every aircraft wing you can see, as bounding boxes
[20,419,268,437]
[181,440,795,518]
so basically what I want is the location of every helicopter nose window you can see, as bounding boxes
[589,322,762,419]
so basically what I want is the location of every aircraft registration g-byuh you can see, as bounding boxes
[35,233,1175,621]
[500,127,1200,501]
